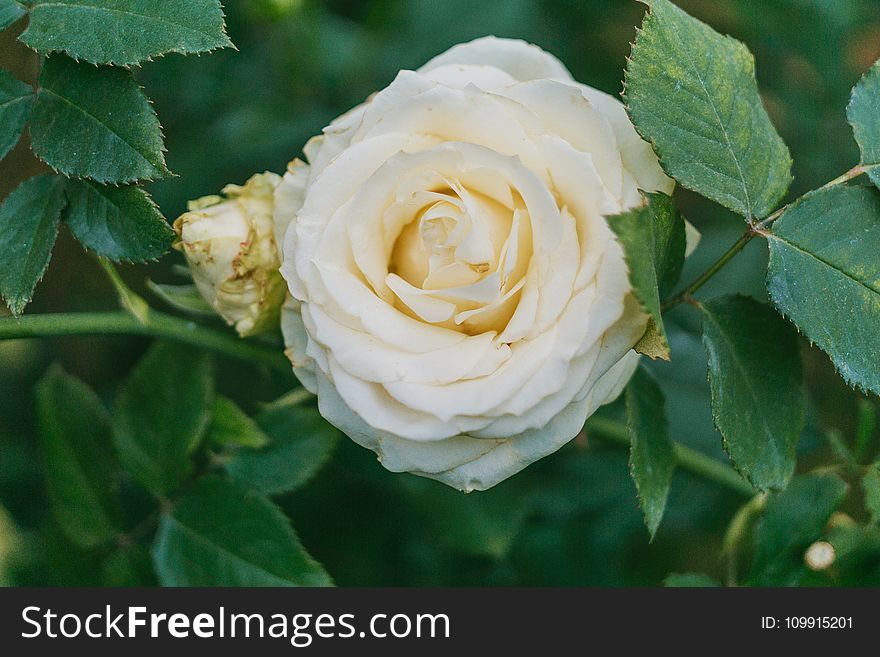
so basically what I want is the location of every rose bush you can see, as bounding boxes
[274,36,674,491]
[7,0,878,590]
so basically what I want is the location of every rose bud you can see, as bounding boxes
[173,172,285,337]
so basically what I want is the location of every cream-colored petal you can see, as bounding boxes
[274,158,310,258]
[419,36,573,83]
[280,296,318,394]
[418,348,641,492]
[312,366,502,474]
[385,273,457,323]
[305,301,510,386]
[383,327,559,420]
[354,79,546,174]
[325,353,493,441]
[500,79,627,204]
[576,84,674,195]
[420,63,518,91]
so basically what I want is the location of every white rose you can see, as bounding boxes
[276,36,674,491]
[174,172,287,337]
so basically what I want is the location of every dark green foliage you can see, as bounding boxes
[701,296,804,490]
[30,55,170,183]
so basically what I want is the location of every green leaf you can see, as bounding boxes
[748,472,848,586]
[152,476,332,586]
[847,58,880,189]
[651,194,688,297]
[62,179,173,261]
[208,396,271,450]
[625,0,791,219]
[608,193,685,360]
[0,68,32,160]
[766,184,880,396]
[0,173,66,315]
[701,295,804,490]
[0,1,26,31]
[36,365,122,548]
[625,366,675,538]
[226,405,337,496]
[146,279,215,316]
[112,342,213,495]
[663,572,720,587]
[29,55,169,183]
[20,0,232,67]
[864,464,880,525]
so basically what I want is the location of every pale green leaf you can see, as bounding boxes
[112,342,213,495]
[701,295,804,490]
[625,0,791,218]
[608,193,685,360]
[625,366,675,538]
[36,365,122,548]
[766,184,880,396]
[20,0,232,66]
[63,179,174,261]
[651,194,688,297]
[145,280,215,317]
[0,68,32,160]
[30,55,169,183]
[226,405,337,496]
[208,396,271,450]
[0,0,26,31]
[152,476,332,586]
[847,57,880,188]
[748,473,848,586]
[0,173,66,315]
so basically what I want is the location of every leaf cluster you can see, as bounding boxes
[617,0,880,541]
[0,0,234,315]
[35,344,337,586]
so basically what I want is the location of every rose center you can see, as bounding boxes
[386,180,532,336]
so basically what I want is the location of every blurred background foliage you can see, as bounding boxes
[2,0,879,586]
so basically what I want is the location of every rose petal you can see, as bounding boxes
[419,36,573,83]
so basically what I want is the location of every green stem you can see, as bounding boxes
[721,492,767,586]
[98,258,150,323]
[260,387,314,412]
[661,230,755,312]
[585,416,755,497]
[0,311,293,375]
[662,164,869,312]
